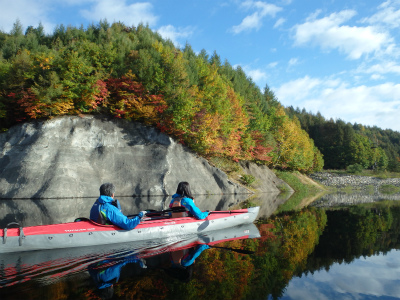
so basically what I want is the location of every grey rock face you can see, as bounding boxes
[239,161,294,193]
[0,116,250,199]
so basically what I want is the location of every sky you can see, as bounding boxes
[1,0,400,132]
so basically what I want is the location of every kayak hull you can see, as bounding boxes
[0,207,259,253]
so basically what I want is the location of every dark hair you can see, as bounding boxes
[100,183,116,197]
[176,182,194,199]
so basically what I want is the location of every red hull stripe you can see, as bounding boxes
[1,209,249,237]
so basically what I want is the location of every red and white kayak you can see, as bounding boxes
[0,207,259,253]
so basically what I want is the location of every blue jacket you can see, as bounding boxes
[90,195,143,230]
[181,245,210,267]
[88,255,143,289]
[169,194,209,220]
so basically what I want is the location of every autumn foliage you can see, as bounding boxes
[0,21,324,172]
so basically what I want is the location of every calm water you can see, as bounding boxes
[1,192,400,300]
[280,249,400,300]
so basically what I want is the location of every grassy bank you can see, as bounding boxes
[273,170,327,212]
[208,157,328,211]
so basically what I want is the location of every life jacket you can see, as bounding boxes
[170,249,189,265]
[171,197,189,218]
[95,199,122,225]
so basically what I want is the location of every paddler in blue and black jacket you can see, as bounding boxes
[169,182,209,220]
[90,183,146,230]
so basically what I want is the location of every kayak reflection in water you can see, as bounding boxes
[165,244,210,282]
[87,245,209,298]
[88,254,147,299]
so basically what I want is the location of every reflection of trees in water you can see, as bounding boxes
[7,205,396,300]
[303,203,400,276]
[101,208,327,300]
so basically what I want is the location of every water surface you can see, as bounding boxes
[281,249,400,300]
[1,192,400,300]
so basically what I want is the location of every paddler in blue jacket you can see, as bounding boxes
[169,182,209,220]
[90,183,146,230]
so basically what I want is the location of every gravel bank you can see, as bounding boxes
[310,172,400,189]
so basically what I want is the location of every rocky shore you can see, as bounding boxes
[310,172,400,207]
[310,172,400,189]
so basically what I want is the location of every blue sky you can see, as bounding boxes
[2,0,400,132]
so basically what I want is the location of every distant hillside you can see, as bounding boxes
[0,21,323,173]
[286,106,400,172]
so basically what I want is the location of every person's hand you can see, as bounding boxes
[139,211,147,218]
[139,258,147,268]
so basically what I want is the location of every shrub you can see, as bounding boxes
[346,164,363,174]
[241,174,256,186]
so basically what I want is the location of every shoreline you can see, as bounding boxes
[310,172,400,189]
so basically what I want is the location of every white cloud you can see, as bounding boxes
[232,0,282,34]
[81,0,158,27]
[292,10,393,59]
[0,0,55,33]
[274,17,286,28]
[362,0,400,28]
[157,25,194,47]
[247,68,268,83]
[268,61,279,68]
[235,64,268,87]
[359,61,400,75]
[0,0,158,33]
[288,58,299,66]
[274,76,400,130]
[274,76,324,103]
[371,74,384,80]
[285,250,400,299]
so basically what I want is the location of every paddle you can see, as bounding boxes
[127,207,252,218]
[208,209,249,214]
[208,245,255,254]
[127,207,187,218]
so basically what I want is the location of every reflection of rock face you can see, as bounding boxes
[0,116,251,199]
[251,192,292,219]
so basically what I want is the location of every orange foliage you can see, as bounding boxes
[106,72,167,124]
[258,223,276,242]
[9,89,49,120]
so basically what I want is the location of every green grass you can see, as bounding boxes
[209,157,241,175]
[379,184,400,194]
[336,184,375,194]
[273,170,322,212]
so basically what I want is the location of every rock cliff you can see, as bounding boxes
[0,115,284,200]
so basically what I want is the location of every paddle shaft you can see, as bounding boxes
[209,245,254,254]
[209,210,249,214]
[127,208,250,218]
[127,207,187,218]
